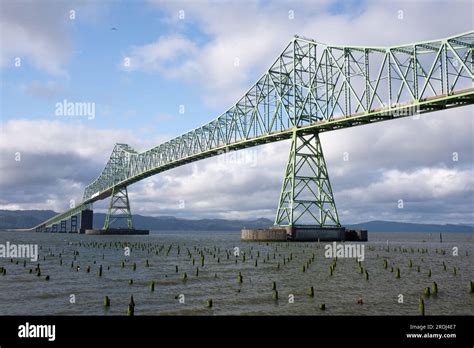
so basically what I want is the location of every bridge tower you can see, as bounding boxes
[271,130,345,241]
[275,130,340,227]
[104,186,133,229]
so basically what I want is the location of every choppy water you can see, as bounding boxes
[0,230,472,315]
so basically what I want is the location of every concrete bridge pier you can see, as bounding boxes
[241,226,368,241]
[79,209,93,234]
[241,130,368,242]
[70,215,78,233]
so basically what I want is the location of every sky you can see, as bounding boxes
[0,0,473,224]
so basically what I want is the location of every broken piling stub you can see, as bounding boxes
[432,281,438,294]
[419,297,425,316]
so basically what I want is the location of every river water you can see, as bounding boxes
[0,230,472,315]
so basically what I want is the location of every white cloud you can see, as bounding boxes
[321,106,474,182]
[1,1,472,225]
[22,80,61,99]
[1,104,472,224]
[0,0,107,75]
[113,106,473,223]
[126,143,285,219]
[123,35,198,73]
[338,167,474,203]
[0,119,134,159]
[0,1,74,75]
[0,119,164,211]
[128,0,472,106]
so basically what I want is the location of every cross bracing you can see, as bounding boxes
[33,31,474,230]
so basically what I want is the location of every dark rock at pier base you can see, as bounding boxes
[241,226,367,241]
[85,229,149,235]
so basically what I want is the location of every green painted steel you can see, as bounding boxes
[34,203,90,232]
[275,131,340,227]
[103,186,133,229]
[33,31,474,230]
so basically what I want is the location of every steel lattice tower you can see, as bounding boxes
[275,130,340,228]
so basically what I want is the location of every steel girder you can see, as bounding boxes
[32,31,474,231]
[83,31,473,203]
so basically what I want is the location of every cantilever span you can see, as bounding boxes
[34,31,474,234]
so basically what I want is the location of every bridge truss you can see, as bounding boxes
[33,31,474,232]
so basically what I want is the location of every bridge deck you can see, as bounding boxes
[31,87,473,231]
[30,30,474,231]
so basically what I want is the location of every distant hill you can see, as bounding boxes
[0,210,273,231]
[92,214,273,231]
[0,210,473,232]
[345,220,474,233]
[0,210,57,229]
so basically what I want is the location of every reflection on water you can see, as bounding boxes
[0,230,472,315]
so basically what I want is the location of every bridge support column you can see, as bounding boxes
[80,209,93,234]
[274,130,343,240]
[60,220,67,233]
[104,186,133,229]
[70,215,78,233]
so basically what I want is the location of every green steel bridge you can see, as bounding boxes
[33,31,474,233]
